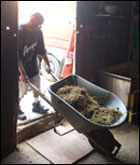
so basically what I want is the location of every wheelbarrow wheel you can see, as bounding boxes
[87,128,115,153]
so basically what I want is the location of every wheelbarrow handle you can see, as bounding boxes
[25,71,59,106]
[26,79,53,107]
[49,72,59,81]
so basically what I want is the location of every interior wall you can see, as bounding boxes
[75,1,132,83]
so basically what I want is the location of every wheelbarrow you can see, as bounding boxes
[26,73,128,158]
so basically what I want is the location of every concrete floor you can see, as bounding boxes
[1,122,139,164]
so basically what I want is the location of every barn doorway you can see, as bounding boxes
[17,1,76,143]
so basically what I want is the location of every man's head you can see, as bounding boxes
[28,13,44,30]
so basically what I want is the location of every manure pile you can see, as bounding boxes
[56,85,122,125]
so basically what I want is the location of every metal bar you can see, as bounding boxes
[50,72,59,81]
[53,111,75,136]
[112,140,121,157]
[26,80,53,107]
[26,71,59,105]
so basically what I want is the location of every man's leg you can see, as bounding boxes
[30,74,49,113]
[18,81,28,120]
[33,90,39,103]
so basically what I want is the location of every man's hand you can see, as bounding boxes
[41,54,52,74]
[18,61,28,82]
[19,73,28,82]
[45,66,52,74]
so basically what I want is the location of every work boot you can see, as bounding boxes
[18,109,27,120]
[32,101,49,114]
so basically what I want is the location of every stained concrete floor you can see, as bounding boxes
[1,122,139,164]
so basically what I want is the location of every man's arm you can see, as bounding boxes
[41,54,52,73]
[18,61,28,81]
[37,30,51,73]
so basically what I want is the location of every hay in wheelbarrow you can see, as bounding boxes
[56,85,122,125]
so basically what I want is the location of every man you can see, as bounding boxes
[18,13,51,120]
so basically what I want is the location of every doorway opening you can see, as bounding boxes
[17,1,76,143]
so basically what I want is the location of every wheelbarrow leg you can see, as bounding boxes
[53,111,75,136]
[84,128,121,158]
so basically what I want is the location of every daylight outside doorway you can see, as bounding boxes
[17,1,76,143]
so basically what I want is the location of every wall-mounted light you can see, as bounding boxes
[13,33,17,37]
[6,26,10,30]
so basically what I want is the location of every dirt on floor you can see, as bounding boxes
[1,121,139,164]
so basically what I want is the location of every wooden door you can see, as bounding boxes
[75,1,131,83]
[1,1,18,159]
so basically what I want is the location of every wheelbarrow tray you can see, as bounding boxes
[48,74,127,133]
